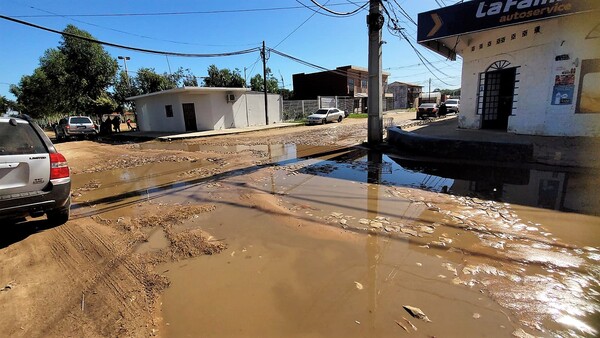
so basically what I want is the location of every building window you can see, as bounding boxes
[165,105,173,117]
[361,79,368,88]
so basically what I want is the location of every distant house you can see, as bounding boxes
[127,87,282,133]
[387,82,423,109]
[292,65,392,113]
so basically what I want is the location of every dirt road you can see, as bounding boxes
[1,114,598,337]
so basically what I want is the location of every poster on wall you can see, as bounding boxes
[551,57,576,106]
[576,59,600,114]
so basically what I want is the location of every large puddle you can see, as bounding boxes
[71,141,600,337]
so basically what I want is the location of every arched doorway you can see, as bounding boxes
[480,60,517,130]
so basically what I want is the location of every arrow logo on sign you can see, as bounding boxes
[427,13,443,37]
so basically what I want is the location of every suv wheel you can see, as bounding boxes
[47,207,70,226]
[337,116,342,123]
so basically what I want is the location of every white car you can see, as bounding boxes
[307,108,345,125]
[444,99,460,113]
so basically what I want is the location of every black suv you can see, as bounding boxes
[0,116,71,225]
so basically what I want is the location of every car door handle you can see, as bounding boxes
[0,163,20,169]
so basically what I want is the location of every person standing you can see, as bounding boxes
[112,115,121,132]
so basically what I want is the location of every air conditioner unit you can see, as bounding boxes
[226,94,236,102]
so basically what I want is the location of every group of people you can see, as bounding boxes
[99,115,134,134]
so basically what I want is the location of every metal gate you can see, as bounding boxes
[481,67,516,130]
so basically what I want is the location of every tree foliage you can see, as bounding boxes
[0,95,17,114]
[438,88,461,97]
[111,67,198,111]
[11,25,118,118]
[203,65,245,88]
[250,68,279,93]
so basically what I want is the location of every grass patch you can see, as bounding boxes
[347,113,368,118]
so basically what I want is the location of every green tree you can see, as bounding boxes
[203,65,245,88]
[11,25,118,118]
[0,95,17,114]
[170,68,198,87]
[250,68,279,93]
[59,25,118,113]
[112,70,136,112]
[90,92,117,116]
[134,68,177,94]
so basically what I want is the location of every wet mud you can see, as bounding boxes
[66,140,599,337]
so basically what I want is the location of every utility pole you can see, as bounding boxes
[367,0,384,145]
[428,78,431,101]
[261,41,269,125]
[118,56,131,89]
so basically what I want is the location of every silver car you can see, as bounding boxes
[55,116,98,140]
[307,108,345,125]
[0,115,71,225]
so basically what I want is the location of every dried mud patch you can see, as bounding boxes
[75,154,198,174]
[132,203,227,262]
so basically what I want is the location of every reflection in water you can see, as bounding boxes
[391,157,599,216]
[275,145,598,216]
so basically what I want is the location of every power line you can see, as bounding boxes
[275,0,330,48]
[380,1,456,85]
[11,2,362,18]
[304,0,368,16]
[24,5,261,47]
[0,14,261,58]
[268,48,349,78]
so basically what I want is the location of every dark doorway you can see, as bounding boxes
[482,68,516,130]
[182,103,197,131]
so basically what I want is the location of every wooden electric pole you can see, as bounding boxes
[262,41,269,125]
[367,0,384,145]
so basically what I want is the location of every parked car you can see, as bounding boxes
[0,115,71,225]
[55,116,98,140]
[417,103,440,119]
[307,108,345,125]
[444,99,460,113]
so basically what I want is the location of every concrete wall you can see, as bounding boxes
[458,12,600,136]
[388,83,408,109]
[135,91,282,132]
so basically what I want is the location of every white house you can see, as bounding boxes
[127,87,282,133]
[418,0,600,136]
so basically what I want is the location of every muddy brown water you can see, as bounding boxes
[71,142,600,337]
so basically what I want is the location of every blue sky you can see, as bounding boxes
[0,0,463,100]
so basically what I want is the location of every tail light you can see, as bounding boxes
[65,125,70,129]
[50,153,70,179]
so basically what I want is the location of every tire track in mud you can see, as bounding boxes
[28,220,159,338]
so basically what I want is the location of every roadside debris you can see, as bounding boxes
[402,305,432,322]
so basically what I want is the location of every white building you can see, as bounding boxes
[127,87,282,133]
[418,0,600,136]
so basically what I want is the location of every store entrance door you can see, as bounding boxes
[482,68,516,130]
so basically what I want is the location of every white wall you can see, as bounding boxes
[135,91,282,132]
[458,12,600,136]
[136,93,186,132]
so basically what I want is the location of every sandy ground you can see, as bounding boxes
[1,115,598,337]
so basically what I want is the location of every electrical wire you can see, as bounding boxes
[23,5,260,47]
[11,2,362,18]
[0,14,261,58]
[304,0,368,16]
[275,0,331,48]
[268,48,350,78]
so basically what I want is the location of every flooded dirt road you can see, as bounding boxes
[0,115,598,337]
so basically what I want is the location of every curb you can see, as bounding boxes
[387,127,534,163]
